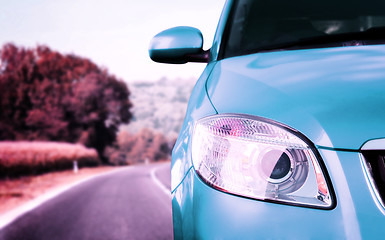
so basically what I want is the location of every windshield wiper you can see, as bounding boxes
[248,26,385,53]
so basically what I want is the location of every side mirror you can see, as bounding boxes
[149,26,209,64]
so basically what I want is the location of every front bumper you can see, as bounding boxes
[172,148,385,239]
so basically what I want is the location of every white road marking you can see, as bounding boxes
[151,166,172,199]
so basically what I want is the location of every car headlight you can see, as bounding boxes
[192,114,334,209]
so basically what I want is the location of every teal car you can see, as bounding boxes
[150,0,385,239]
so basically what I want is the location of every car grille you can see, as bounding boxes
[361,150,385,205]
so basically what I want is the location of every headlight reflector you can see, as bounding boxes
[192,114,333,208]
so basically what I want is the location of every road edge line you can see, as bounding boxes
[151,167,172,199]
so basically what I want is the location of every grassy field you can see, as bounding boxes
[0,141,100,178]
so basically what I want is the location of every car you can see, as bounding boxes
[149,0,385,239]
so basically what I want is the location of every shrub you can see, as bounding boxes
[0,141,100,178]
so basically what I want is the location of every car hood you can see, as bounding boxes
[206,45,385,150]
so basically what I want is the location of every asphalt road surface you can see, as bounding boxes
[0,162,173,240]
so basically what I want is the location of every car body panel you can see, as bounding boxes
[206,45,385,150]
[171,62,217,193]
[171,44,385,239]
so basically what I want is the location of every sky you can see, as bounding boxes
[0,0,226,83]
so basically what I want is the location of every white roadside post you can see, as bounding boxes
[73,160,78,174]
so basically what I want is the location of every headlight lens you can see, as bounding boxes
[192,114,334,208]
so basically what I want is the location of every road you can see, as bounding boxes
[0,162,173,240]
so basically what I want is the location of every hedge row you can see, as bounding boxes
[0,141,100,178]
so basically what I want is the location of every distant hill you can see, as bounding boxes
[120,77,197,140]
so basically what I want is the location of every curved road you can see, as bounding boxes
[0,162,172,240]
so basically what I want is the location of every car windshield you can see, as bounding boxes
[222,0,385,58]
